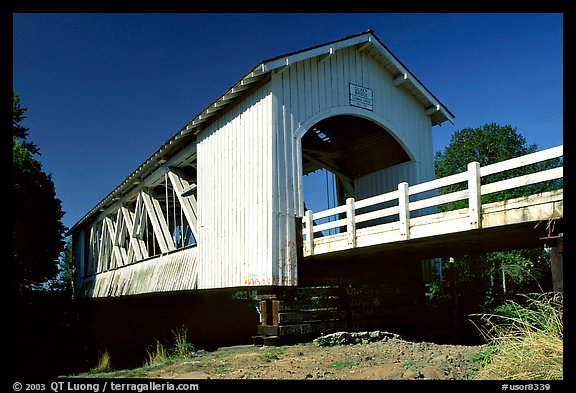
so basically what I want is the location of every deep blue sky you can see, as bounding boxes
[12,13,563,232]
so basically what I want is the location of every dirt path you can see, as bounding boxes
[90,331,489,380]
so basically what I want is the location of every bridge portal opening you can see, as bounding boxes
[301,114,410,235]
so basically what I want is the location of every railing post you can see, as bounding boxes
[304,210,314,256]
[398,182,410,240]
[468,162,482,229]
[346,197,356,248]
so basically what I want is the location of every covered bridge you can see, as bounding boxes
[69,30,454,299]
[66,30,472,346]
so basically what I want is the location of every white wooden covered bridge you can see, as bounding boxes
[70,30,454,294]
[69,30,562,342]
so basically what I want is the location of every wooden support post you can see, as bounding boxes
[304,210,314,256]
[398,182,410,240]
[254,292,281,342]
[260,300,270,325]
[272,300,280,326]
[346,197,356,248]
[550,235,563,293]
[468,162,482,229]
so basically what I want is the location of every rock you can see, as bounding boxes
[314,330,402,346]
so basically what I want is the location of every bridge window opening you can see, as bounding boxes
[89,225,99,275]
[142,212,160,257]
[82,164,199,276]
[163,181,196,248]
[150,179,198,255]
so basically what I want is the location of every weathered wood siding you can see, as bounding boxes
[196,83,274,289]
[270,45,435,285]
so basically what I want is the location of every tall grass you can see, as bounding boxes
[91,350,112,373]
[472,292,563,380]
[145,326,195,367]
[145,340,169,366]
[170,325,195,359]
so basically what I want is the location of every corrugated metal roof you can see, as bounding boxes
[69,30,454,234]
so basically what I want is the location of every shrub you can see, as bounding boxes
[170,326,195,359]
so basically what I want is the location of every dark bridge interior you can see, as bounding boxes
[301,114,410,180]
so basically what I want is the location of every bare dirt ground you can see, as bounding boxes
[90,331,490,380]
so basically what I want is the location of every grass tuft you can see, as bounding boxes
[170,325,195,359]
[145,340,170,367]
[471,292,563,380]
[91,350,112,373]
[260,347,284,362]
[327,360,357,369]
[145,326,194,367]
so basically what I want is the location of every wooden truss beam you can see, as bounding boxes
[167,168,199,241]
[120,205,147,262]
[141,189,176,254]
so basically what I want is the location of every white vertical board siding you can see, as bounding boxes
[355,161,419,200]
[271,46,436,283]
[196,84,273,290]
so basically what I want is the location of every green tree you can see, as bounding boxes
[40,237,75,293]
[51,237,75,293]
[432,123,558,312]
[434,123,535,177]
[434,123,562,211]
[13,92,39,155]
[12,92,67,294]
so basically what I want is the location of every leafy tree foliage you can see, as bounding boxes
[430,123,559,314]
[12,92,67,294]
[434,123,562,211]
[434,123,535,177]
[49,238,75,293]
[13,93,39,155]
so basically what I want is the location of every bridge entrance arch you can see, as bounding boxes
[300,113,412,216]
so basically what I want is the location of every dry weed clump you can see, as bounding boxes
[91,350,112,373]
[472,292,563,380]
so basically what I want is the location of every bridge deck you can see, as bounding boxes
[304,189,562,262]
[303,146,563,260]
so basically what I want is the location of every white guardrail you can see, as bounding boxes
[302,145,563,256]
